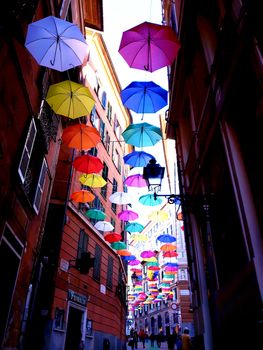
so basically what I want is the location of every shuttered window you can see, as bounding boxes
[77,229,88,259]
[106,256,113,289]
[33,158,48,214]
[92,244,102,281]
[18,118,37,183]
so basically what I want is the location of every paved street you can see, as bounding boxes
[126,341,173,349]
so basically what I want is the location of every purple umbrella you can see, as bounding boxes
[118,21,180,72]
[118,210,139,221]
[128,259,141,266]
[124,174,147,188]
[140,250,155,258]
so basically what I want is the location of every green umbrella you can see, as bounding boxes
[111,242,127,250]
[139,194,162,206]
[85,209,106,221]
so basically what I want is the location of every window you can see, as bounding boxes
[18,118,37,183]
[106,256,113,289]
[100,120,106,143]
[101,162,108,199]
[113,149,121,173]
[101,91,107,109]
[33,158,48,214]
[110,218,115,229]
[88,148,98,157]
[105,131,110,153]
[114,116,121,139]
[90,107,99,130]
[92,244,102,281]
[77,229,88,259]
[106,102,112,123]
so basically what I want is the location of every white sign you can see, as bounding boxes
[180,289,190,296]
[60,258,69,272]
[100,284,106,294]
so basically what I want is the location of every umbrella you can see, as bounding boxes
[120,81,167,114]
[163,251,178,258]
[46,80,95,119]
[122,122,162,147]
[148,210,169,222]
[160,244,177,252]
[118,210,138,221]
[62,124,101,150]
[157,234,176,243]
[85,209,106,221]
[117,249,132,256]
[124,222,144,233]
[128,259,141,266]
[25,16,88,72]
[79,174,107,188]
[124,174,147,188]
[73,154,103,173]
[94,221,114,232]
[139,194,162,206]
[104,232,122,243]
[111,242,127,250]
[130,234,148,242]
[123,150,155,167]
[122,255,137,261]
[118,21,180,72]
[140,250,155,258]
[109,192,131,205]
[70,190,95,203]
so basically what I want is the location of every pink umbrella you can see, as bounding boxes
[118,21,180,72]
[124,174,147,188]
[128,259,141,266]
[118,210,138,221]
[140,250,155,258]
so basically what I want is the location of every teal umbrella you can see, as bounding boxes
[111,242,127,250]
[122,122,162,147]
[125,222,144,233]
[85,209,106,221]
[139,194,162,206]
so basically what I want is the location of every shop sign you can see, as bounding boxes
[68,289,88,306]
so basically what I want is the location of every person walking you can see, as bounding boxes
[138,329,146,348]
[150,333,155,348]
[181,328,192,350]
[167,329,178,350]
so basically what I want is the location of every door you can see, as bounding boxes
[64,306,83,350]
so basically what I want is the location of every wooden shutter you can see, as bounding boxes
[77,229,89,259]
[106,256,113,289]
[92,244,102,281]
[33,158,48,214]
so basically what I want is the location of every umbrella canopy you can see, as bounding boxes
[118,21,180,72]
[117,249,132,256]
[111,242,127,250]
[46,80,95,119]
[118,210,139,221]
[79,174,107,188]
[85,209,106,221]
[148,210,169,222]
[122,255,137,261]
[128,259,141,266]
[104,232,122,243]
[70,190,95,203]
[125,222,144,233]
[109,192,131,205]
[140,250,155,258]
[25,16,88,72]
[139,194,162,206]
[122,122,162,147]
[130,234,148,242]
[163,251,178,258]
[73,154,103,173]
[94,221,114,232]
[123,150,155,167]
[62,124,101,150]
[157,234,176,243]
[160,244,177,252]
[124,174,147,188]
[120,81,167,114]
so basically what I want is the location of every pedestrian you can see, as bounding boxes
[156,332,162,348]
[138,328,146,348]
[150,333,155,348]
[167,329,177,350]
[133,330,139,349]
[181,328,192,350]
[128,329,135,350]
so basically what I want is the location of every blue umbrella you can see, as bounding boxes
[157,234,176,243]
[123,151,155,167]
[125,222,145,233]
[25,16,88,72]
[120,81,167,114]
[122,255,137,261]
[122,122,162,147]
[139,194,162,206]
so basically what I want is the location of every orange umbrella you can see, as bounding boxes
[117,249,132,256]
[62,124,101,150]
[70,190,95,203]
[160,244,177,252]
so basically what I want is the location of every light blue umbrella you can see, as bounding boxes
[25,16,88,72]
[123,151,155,167]
[139,194,162,206]
[122,122,162,147]
[124,222,144,233]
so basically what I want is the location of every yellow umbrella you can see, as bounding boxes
[130,233,148,242]
[79,174,107,188]
[46,80,95,119]
[148,210,169,222]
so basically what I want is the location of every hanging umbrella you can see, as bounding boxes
[117,249,132,256]
[85,209,106,221]
[124,174,147,188]
[157,234,176,243]
[118,210,138,221]
[125,222,144,233]
[128,259,141,266]
[140,250,155,259]
[123,150,155,167]
[79,174,107,188]
[104,232,122,243]
[109,191,131,205]
[73,154,103,173]
[177,212,183,221]
[62,124,101,150]
[70,190,95,203]
[139,194,162,206]
[111,241,127,250]
[148,210,169,222]
[25,16,88,72]
[130,234,148,242]
[160,244,177,252]
[122,255,137,261]
[94,221,114,232]
[122,122,162,147]
[118,21,180,72]
[46,80,95,119]
[163,251,178,258]
[148,265,160,271]
[120,81,167,114]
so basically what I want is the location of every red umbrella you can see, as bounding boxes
[104,232,122,243]
[73,154,103,173]
[62,124,101,150]
[163,251,178,258]
[118,21,180,72]
[118,210,138,221]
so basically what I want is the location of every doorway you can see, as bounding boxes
[64,306,83,350]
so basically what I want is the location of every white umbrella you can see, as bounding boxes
[94,221,114,232]
[109,192,131,205]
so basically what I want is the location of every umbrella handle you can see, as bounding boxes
[50,37,59,66]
